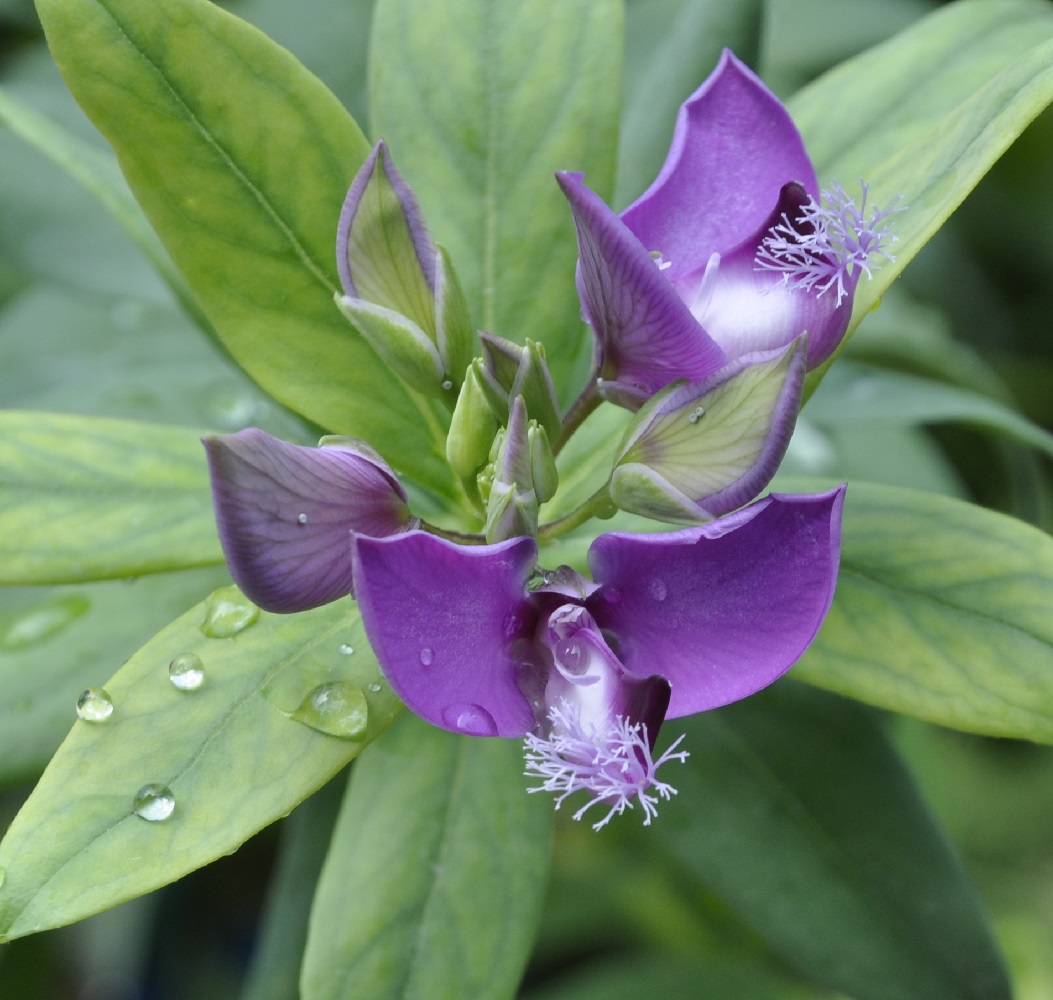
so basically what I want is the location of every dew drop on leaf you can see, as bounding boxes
[168,652,205,691]
[76,687,113,722]
[292,681,369,740]
[200,585,259,638]
[134,783,175,822]
[339,643,355,656]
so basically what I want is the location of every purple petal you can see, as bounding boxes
[352,531,539,737]
[557,171,726,404]
[621,50,818,292]
[687,183,854,366]
[204,429,413,613]
[586,488,846,717]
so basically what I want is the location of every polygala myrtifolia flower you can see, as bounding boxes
[204,428,416,613]
[352,487,845,829]
[558,49,899,410]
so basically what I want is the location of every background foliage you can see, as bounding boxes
[3,0,1053,997]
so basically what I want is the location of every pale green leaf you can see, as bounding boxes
[34,0,455,495]
[302,713,551,1000]
[655,682,1010,1000]
[369,0,623,400]
[0,567,229,785]
[0,85,211,333]
[791,0,1053,379]
[806,361,1053,461]
[0,412,222,584]
[0,593,401,940]
[784,479,1053,743]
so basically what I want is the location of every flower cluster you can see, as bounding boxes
[205,50,894,829]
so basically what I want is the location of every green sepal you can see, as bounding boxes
[611,340,805,522]
[334,294,450,400]
[434,245,476,393]
[484,481,538,544]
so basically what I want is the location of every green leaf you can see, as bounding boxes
[791,0,1053,378]
[0,567,229,786]
[783,479,1053,743]
[0,412,222,584]
[301,713,552,1000]
[240,774,347,1000]
[34,0,455,495]
[522,953,811,1000]
[654,682,1010,1000]
[616,0,763,208]
[0,593,401,940]
[806,361,1053,462]
[0,85,211,333]
[369,0,623,401]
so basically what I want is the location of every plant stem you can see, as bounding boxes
[538,486,614,543]
[554,378,601,456]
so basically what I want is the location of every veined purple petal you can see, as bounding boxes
[204,429,413,613]
[557,171,726,405]
[621,50,817,291]
[685,183,854,367]
[586,488,846,717]
[352,531,539,737]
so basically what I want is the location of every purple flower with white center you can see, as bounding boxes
[204,428,416,613]
[352,486,845,829]
[558,50,898,409]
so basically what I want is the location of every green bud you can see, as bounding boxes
[610,338,806,524]
[527,422,559,504]
[484,480,538,544]
[446,360,499,479]
[512,340,562,442]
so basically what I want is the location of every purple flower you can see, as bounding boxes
[204,428,416,613]
[352,486,845,829]
[559,50,897,408]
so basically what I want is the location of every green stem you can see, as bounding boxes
[419,520,486,545]
[554,378,601,456]
[537,485,614,543]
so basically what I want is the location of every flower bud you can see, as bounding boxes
[336,140,474,397]
[446,359,500,479]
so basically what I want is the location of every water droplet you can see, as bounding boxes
[297,512,308,525]
[419,647,434,667]
[339,643,355,656]
[168,652,205,691]
[441,702,498,736]
[200,586,259,638]
[76,688,113,722]
[441,378,454,391]
[602,586,622,605]
[134,783,175,822]
[367,682,383,693]
[688,405,705,424]
[649,577,668,602]
[292,682,369,740]
[0,594,91,651]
